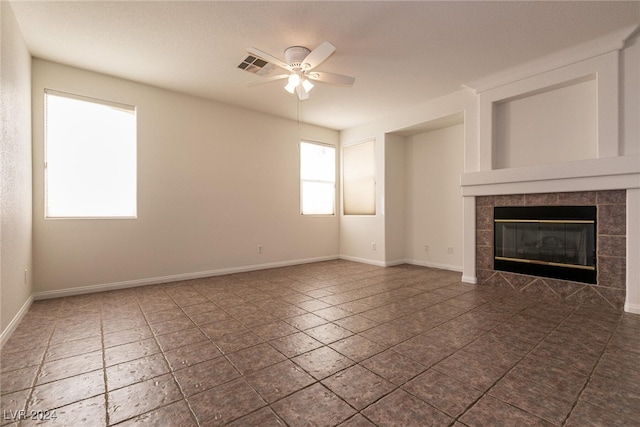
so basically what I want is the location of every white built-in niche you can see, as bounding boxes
[493,76,597,169]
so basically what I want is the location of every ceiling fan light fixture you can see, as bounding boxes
[285,73,301,93]
[302,78,314,93]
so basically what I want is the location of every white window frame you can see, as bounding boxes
[299,140,336,216]
[44,89,137,219]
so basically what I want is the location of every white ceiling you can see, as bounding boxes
[9,1,640,130]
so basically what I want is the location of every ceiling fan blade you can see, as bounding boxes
[303,41,336,70]
[307,71,355,86]
[247,74,289,86]
[246,47,290,70]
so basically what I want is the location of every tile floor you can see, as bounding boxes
[1,260,639,426]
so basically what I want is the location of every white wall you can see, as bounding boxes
[404,125,464,270]
[339,89,476,266]
[384,133,406,265]
[32,60,339,297]
[1,2,33,341]
[494,78,597,169]
[622,32,640,156]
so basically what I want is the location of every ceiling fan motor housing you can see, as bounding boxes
[284,46,311,70]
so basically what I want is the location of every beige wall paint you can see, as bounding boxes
[1,2,33,338]
[494,78,598,169]
[404,125,464,270]
[32,60,339,296]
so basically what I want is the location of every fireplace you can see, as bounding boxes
[494,206,597,284]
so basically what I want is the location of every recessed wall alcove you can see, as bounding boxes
[476,190,626,310]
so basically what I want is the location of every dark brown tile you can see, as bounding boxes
[510,355,590,399]
[251,320,299,341]
[580,376,640,421]
[226,343,286,375]
[329,335,384,362]
[403,369,483,418]
[461,395,554,426]
[362,389,453,426]
[269,332,323,358]
[189,378,266,426]
[22,395,106,427]
[305,323,353,345]
[313,306,352,321]
[106,353,170,391]
[433,349,514,392]
[145,307,185,324]
[225,407,286,427]
[115,399,197,426]
[154,327,208,352]
[212,330,264,354]
[199,319,248,340]
[103,326,153,348]
[164,340,223,371]
[0,389,29,416]
[245,360,315,403]
[338,414,377,426]
[565,400,638,427]
[489,373,575,425]
[1,365,39,395]
[333,314,379,333]
[173,357,240,396]
[359,323,416,347]
[271,383,355,427]
[45,337,102,362]
[107,373,182,425]
[285,313,328,330]
[360,350,426,386]
[37,351,103,385]
[296,299,332,312]
[322,365,394,410]
[29,370,105,412]
[104,338,161,367]
[292,346,355,380]
[1,347,46,373]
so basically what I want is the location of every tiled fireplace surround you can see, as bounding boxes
[476,190,626,310]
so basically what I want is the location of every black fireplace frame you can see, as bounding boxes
[494,206,597,284]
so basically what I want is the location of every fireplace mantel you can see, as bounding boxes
[459,157,640,314]
[461,154,640,197]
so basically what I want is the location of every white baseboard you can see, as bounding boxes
[461,275,478,284]
[624,302,640,315]
[338,255,387,267]
[0,294,33,349]
[33,255,339,300]
[404,258,463,273]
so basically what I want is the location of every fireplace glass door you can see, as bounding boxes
[494,206,596,284]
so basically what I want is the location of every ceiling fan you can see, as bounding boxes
[245,41,355,100]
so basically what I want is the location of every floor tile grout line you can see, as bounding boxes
[5,264,633,427]
[559,310,626,427]
[100,298,110,426]
[18,304,59,427]
[456,300,584,426]
[137,288,202,427]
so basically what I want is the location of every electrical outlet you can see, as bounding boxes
[424,245,429,252]
[24,269,28,284]
[258,245,263,254]
[371,242,376,250]
[447,247,454,254]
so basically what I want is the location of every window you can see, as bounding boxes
[45,90,137,218]
[343,139,376,215]
[300,141,335,215]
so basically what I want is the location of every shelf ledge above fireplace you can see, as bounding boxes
[461,154,640,197]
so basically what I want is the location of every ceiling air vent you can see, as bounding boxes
[237,55,275,76]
